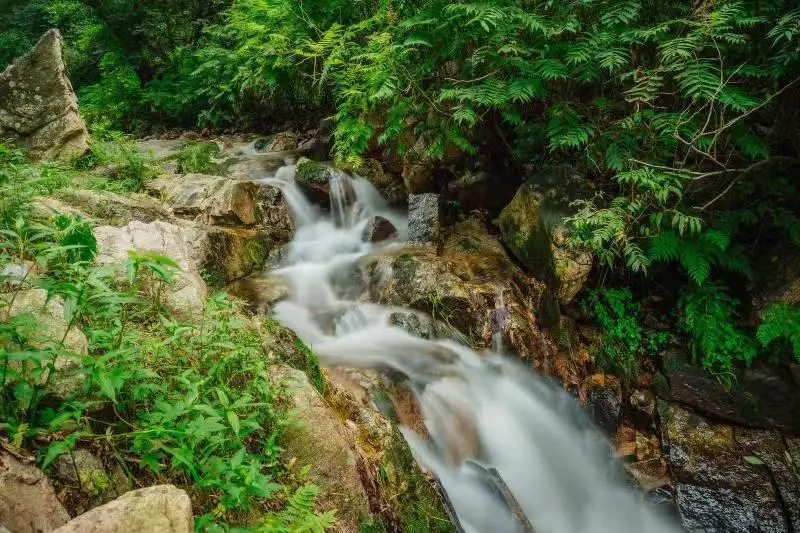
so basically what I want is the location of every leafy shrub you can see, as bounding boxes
[0,148,334,530]
[581,288,668,378]
[757,302,800,361]
[176,141,223,175]
[679,282,756,380]
[82,129,160,192]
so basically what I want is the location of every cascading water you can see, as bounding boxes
[264,162,680,533]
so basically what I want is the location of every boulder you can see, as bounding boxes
[94,220,208,317]
[0,451,70,532]
[270,366,371,532]
[661,402,790,532]
[350,159,405,205]
[254,131,298,152]
[0,30,89,160]
[1,288,87,397]
[660,356,800,433]
[154,174,272,227]
[54,449,131,507]
[587,383,621,436]
[497,165,593,303]
[401,137,436,194]
[363,215,398,243]
[323,369,455,531]
[750,241,800,314]
[294,158,334,205]
[362,219,549,360]
[407,193,441,246]
[53,485,193,533]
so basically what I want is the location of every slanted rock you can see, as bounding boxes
[497,165,593,303]
[350,159,405,205]
[0,451,70,532]
[587,383,621,436]
[363,215,398,243]
[407,193,441,246]
[0,30,89,160]
[55,189,174,226]
[1,288,87,397]
[254,131,298,152]
[659,355,800,433]
[270,366,371,532]
[152,174,264,226]
[53,485,193,533]
[362,219,549,360]
[661,402,790,532]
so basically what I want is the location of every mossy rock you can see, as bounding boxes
[497,165,593,303]
[378,429,456,532]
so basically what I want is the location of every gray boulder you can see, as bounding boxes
[408,193,441,246]
[0,29,89,160]
[53,485,193,533]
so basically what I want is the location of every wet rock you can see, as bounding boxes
[270,366,371,531]
[363,215,398,243]
[408,193,441,245]
[587,384,621,435]
[362,219,547,359]
[55,189,174,226]
[735,429,800,530]
[350,159,405,205]
[53,485,193,533]
[661,402,789,532]
[254,131,298,152]
[661,357,800,433]
[323,369,455,532]
[294,158,334,205]
[629,388,657,432]
[1,451,70,532]
[626,458,670,491]
[1,289,87,397]
[497,165,593,303]
[0,30,89,160]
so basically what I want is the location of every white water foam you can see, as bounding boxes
[263,163,680,533]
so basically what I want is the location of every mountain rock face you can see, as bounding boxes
[0,29,89,160]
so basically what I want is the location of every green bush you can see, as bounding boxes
[0,148,334,530]
[581,288,668,378]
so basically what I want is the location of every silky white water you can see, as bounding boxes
[263,162,679,533]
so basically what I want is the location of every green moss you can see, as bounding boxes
[295,160,330,185]
[292,339,325,395]
[653,373,670,399]
[381,429,455,533]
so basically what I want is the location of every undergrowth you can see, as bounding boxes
[0,145,334,530]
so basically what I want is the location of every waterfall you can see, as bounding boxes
[263,163,680,533]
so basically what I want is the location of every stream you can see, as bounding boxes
[263,161,681,533]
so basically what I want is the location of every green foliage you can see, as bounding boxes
[258,484,337,532]
[679,282,756,379]
[581,288,667,378]
[291,339,325,395]
[757,302,800,361]
[80,128,160,193]
[176,141,223,175]
[0,149,334,530]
